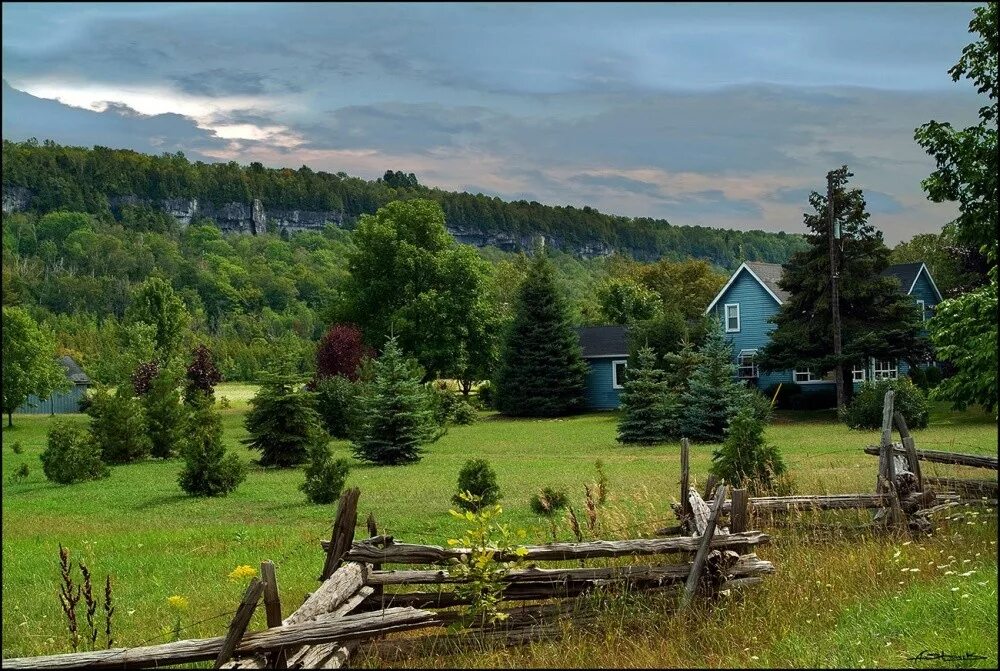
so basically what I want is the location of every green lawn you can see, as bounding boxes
[2,386,997,666]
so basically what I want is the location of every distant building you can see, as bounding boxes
[704,260,942,397]
[15,356,92,414]
[577,326,629,410]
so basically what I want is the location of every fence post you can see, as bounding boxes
[214,577,265,668]
[366,512,383,598]
[258,561,286,669]
[682,483,728,609]
[878,391,905,529]
[320,487,361,582]
[730,488,749,534]
[680,438,692,526]
[894,411,922,493]
[703,474,719,502]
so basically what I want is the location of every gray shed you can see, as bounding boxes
[15,356,92,415]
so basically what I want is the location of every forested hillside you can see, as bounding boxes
[2,140,806,266]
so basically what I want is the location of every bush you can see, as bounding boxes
[925,365,943,388]
[908,366,929,391]
[452,401,478,425]
[218,396,232,409]
[10,464,30,484]
[476,381,496,410]
[86,386,151,464]
[141,367,185,459]
[842,378,929,430]
[430,382,462,426]
[41,421,110,484]
[710,408,786,494]
[452,459,502,511]
[178,392,246,496]
[243,379,327,467]
[11,441,23,454]
[739,387,774,425]
[529,487,569,516]
[314,375,359,439]
[762,382,802,410]
[300,442,351,504]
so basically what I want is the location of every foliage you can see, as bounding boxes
[41,421,109,484]
[351,337,441,465]
[446,494,528,627]
[313,374,359,439]
[141,366,186,459]
[314,323,371,382]
[758,167,928,406]
[2,305,67,426]
[184,344,221,402]
[842,378,930,431]
[10,463,30,484]
[243,378,327,467]
[710,407,787,494]
[11,441,24,454]
[85,386,151,464]
[495,251,588,416]
[617,346,674,444]
[596,276,662,324]
[741,387,774,425]
[452,459,502,512]
[627,309,688,370]
[908,366,929,392]
[475,381,496,410]
[125,277,190,363]
[451,401,478,425]
[430,382,463,426]
[529,487,569,517]
[178,391,246,496]
[890,231,984,298]
[924,364,943,388]
[678,324,747,442]
[300,442,351,504]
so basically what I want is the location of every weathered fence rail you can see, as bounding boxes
[862,444,997,470]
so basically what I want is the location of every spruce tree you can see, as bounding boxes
[178,389,246,497]
[617,346,672,444]
[679,324,746,443]
[710,407,787,494]
[86,386,152,464]
[352,337,440,466]
[243,378,327,468]
[495,251,588,416]
[140,366,186,459]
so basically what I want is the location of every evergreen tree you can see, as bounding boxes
[679,325,746,443]
[243,378,327,467]
[495,251,588,416]
[300,441,351,504]
[137,364,185,459]
[758,167,928,405]
[709,407,787,494]
[86,386,152,464]
[352,337,440,466]
[617,346,673,444]
[178,389,246,497]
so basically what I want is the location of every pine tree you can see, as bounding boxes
[617,346,673,444]
[679,325,746,443]
[86,386,152,464]
[758,167,928,404]
[140,366,185,459]
[243,378,327,468]
[352,337,440,466]
[495,251,588,416]
[178,390,246,497]
[710,407,787,494]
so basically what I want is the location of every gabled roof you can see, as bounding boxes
[882,262,943,302]
[58,355,91,385]
[704,261,787,314]
[576,326,628,358]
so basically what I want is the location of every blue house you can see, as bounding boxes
[704,260,942,396]
[15,355,92,415]
[577,326,629,410]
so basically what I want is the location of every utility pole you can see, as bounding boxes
[828,171,845,413]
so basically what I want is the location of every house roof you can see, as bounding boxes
[881,262,942,301]
[58,355,91,385]
[576,326,628,358]
[744,261,790,303]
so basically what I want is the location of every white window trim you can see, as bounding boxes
[793,368,836,385]
[852,365,867,382]
[873,359,898,380]
[724,303,741,333]
[737,349,758,379]
[611,359,627,389]
[916,299,926,322]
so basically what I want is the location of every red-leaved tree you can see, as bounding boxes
[185,344,221,400]
[315,324,372,382]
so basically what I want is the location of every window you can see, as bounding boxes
[612,360,627,389]
[873,359,898,380]
[916,299,926,322]
[737,350,758,379]
[794,368,835,384]
[724,303,740,332]
[852,365,866,382]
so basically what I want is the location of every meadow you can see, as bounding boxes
[2,383,997,667]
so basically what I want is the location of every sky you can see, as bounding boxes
[0,2,985,244]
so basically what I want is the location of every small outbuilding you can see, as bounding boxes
[577,326,629,410]
[15,355,92,415]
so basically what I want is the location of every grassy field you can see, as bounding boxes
[2,383,997,667]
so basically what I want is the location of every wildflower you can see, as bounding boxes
[951,587,960,592]
[959,570,975,577]
[166,596,188,611]
[228,565,257,582]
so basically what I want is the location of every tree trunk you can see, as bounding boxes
[7,412,12,428]
[841,364,854,407]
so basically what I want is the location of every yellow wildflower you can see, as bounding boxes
[167,595,189,611]
[228,565,257,582]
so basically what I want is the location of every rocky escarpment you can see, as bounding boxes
[2,186,614,257]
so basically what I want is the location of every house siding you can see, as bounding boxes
[16,384,89,415]
[583,358,623,410]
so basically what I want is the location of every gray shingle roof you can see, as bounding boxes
[58,355,91,385]
[881,262,924,294]
[744,261,790,302]
[576,326,628,358]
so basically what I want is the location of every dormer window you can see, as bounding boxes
[724,303,740,332]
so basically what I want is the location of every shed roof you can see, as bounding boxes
[59,355,91,385]
[576,326,628,358]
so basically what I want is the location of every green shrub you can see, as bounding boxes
[842,377,929,430]
[762,382,802,410]
[925,365,943,388]
[178,392,246,497]
[908,366,929,391]
[11,441,23,454]
[678,325,747,442]
[740,387,774,425]
[476,381,496,410]
[244,379,326,467]
[314,375,359,439]
[529,487,569,516]
[86,386,151,464]
[710,407,787,495]
[452,401,478,425]
[41,421,110,484]
[452,459,502,511]
[10,464,30,484]
[218,396,232,409]
[300,443,350,504]
[141,367,185,459]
